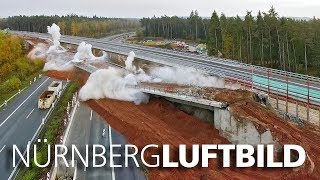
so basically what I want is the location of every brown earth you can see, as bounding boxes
[46,69,320,180]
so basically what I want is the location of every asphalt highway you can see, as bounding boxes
[11,31,320,106]
[65,103,145,180]
[0,76,65,180]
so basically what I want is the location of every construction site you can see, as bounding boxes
[16,29,320,179]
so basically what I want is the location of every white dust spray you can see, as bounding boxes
[47,23,61,47]
[79,67,149,105]
[72,42,107,62]
[125,51,137,72]
[150,66,225,88]
[79,51,225,104]
[28,23,74,71]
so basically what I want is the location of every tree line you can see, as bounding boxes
[140,11,209,42]
[140,7,320,76]
[0,15,141,38]
[0,31,44,92]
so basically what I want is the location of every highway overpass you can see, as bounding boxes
[11,31,320,108]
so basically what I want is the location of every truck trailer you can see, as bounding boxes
[48,81,62,92]
[38,81,62,109]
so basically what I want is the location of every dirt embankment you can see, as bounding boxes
[46,69,320,179]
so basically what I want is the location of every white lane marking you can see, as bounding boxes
[43,106,54,121]
[9,105,54,180]
[0,145,6,153]
[0,77,50,128]
[108,125,115,180]
[26,108,35,119]
[90,110,93,121]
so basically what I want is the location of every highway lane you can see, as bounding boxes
[61,34,320,105]
[99,32,135,42]
[65,103,145,180]
[111,129,145,180]
[20,31,320,83]
[11,31,320,106]
[60,34,320,106]
[0,76,66,179]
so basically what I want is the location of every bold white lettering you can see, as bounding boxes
[236,145,255,167]
[218,144,235,167]
[179,144,199,168]
[202,145,217,167]
[283,145,306,167]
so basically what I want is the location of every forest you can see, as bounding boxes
[0,15,141,38]
[1,10,319,76]
[140,7,320,76]
[0,31,44,103]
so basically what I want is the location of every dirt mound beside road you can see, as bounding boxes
[46,70,75,81]
[46,68,320,179]
[87,97,317,179]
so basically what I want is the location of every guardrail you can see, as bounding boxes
[75,59,320,124]
[0,88,26,110]
[12,31,320,123]
[0,74,42,110]
[64,36,320,109]
[9,81,69,180]
[49,91,79,180]
[226,71,320,125]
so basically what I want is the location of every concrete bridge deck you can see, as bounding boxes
[74,62,227,109]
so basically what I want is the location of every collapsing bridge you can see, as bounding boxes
[73,61,276,147]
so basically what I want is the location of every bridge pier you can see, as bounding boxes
[213,108,275,145]
[161,95,276,146]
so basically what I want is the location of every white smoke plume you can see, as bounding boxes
[125,51,137,72]
[43,57,74,71]
[46,23,67,54]
[79,68,149,104]
[150,66,225,88]
[42,48,75,72]
[72,42,107,62]
[79,51,226,104]
[27,43,48,59]
[47,23,61,47]
[122,51,224,88]
[27,23,75,71]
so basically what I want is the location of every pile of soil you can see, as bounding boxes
[46,69,320,179]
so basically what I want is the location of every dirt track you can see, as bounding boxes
[46,69,320,179]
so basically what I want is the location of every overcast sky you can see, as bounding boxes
[1,0,319,18]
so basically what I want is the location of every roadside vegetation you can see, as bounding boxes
[16,82,79,180]
[0,31,44,105]
[140,7,320,76]
[0,15,141,38]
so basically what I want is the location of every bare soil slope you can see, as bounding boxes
[46,69,320,180]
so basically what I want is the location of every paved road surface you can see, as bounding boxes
[99,32,135,42]
[65,103,145,180]
[11,31,320,107]
[0,76,65,179]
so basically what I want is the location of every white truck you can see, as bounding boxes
[48,81,62,92]
[38,81,63,109]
